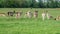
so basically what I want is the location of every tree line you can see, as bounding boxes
[0,0,60,8]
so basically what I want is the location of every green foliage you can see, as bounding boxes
[0,0,60,8]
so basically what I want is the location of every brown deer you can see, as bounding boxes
[15,12,22,18]
[33,10,38,18]
[26,11,32,18]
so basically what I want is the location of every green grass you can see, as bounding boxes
[0,8,60,34]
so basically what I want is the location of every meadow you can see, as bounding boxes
[0,8,60,34]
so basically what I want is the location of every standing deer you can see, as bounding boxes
[15,11,22,18]
[46,11,53,20]
[7,11,15,16]
[26,11,32,18]
[42,11,46,21]
[33,10,38,18]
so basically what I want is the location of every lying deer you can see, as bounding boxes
[54,16,60,20]
[0,13,6,16]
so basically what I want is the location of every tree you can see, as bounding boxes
[0,0,60,8]
[38,0,44,8]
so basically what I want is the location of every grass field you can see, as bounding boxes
[0,8,60,34]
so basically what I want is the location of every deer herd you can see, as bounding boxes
[0,10,60,21]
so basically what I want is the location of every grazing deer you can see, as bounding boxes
[33,10,38,18]
[42,11,46,21]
